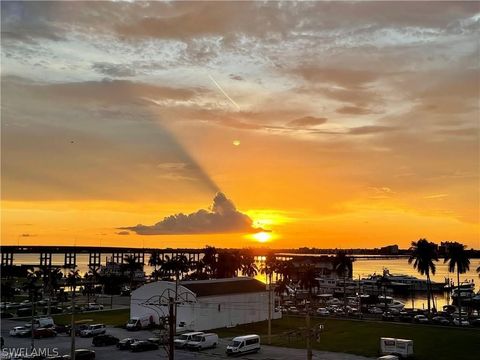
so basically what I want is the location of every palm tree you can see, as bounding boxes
[65,270,80,360]
[216,252,242,278]
[202,246,218,278]
[444,242,470,325]
[299,266,317,298]
[122,255,143,290]
[240,250,258,277]
[408,239,438,314]
[148,252,164,276]
[260,253,278,285]
[334,251,354,311]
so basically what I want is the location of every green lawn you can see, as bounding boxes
[52,308,129,327]
[215,316,480,360]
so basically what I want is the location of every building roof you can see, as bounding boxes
[180,277,266,297]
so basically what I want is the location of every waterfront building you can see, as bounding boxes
[130,277,281,331]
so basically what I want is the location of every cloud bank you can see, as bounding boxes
[121,193,265,235]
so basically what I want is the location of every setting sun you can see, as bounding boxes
[252,231,271,243]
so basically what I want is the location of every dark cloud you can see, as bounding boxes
[2,76,202,107]
[116,231,130,236]
[287,116,327,127]
[292,66,379,89]
[348,126,400,135]
[92,63,136,77]
[121,192,265,235]
[229,74,244,81]
[20,233,35,237]
[337,106,373,115]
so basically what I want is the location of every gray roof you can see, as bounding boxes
[181,278,266,297]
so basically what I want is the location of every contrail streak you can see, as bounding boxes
[208,74,241,111]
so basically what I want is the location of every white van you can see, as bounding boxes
[80,324,106,337]
[126,314,153,330]
[33,316,54,328]
[174,331,204,348]
[226,335,260,356]
[187,333,218,350]
[380,338,413,358]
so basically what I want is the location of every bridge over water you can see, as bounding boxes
[0,245,408,271]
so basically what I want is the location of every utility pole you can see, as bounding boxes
[267,282,272,345]
[168,297,175,360]
[70,287,76,360]
[306,301,312,360]
[30,291,35,351]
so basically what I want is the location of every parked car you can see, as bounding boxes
[80,324,106,337]
[413,314,429,324]
[316,308,330,316]
[382,312,395,322]
[83,303,104,311]
[9,326,31,337]
[368,307,383,314]
[130,340,158,352]
[17,307,34,317]
[33,327,57,339]
[288,306,299,314]
[226,335,261,356]
[452,317,470,326]
[399,311,413,322]
[470,318,480,327]
[117,338,139,350]
[92,334,119,346]
[432,316,450,325]
[174,332,204,348]
[63,349,95,360]
[67,324,90,336]
[187,333,219,350]
[44,306,63,315]
[126,314,152,331]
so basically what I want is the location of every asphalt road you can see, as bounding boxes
[0,319,373,360]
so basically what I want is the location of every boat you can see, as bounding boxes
[451,282,476,304]
[377,295,405,311]
[361,269,446,292]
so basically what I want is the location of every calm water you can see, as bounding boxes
[9,254,480,309]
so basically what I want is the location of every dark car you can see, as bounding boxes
[33,327,57,339]
[382,312,395,321]
[44,306,63,315]
[117,338,139,350]
[92,334,119,347]
[470,318,480,327]
[62,349,95,360]
[66,324,89,336]
[17,307,34,317]
[432,316,450,325]
[130,340,158,352]
[399,311,413,322]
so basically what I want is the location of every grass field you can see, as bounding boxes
[52,308,130,327]
[215,316,480,360]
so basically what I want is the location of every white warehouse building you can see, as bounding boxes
[130,277,281,331]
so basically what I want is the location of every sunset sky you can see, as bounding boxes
[1,1,479,249]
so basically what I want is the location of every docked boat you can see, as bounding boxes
[451,282,476,304]
[361,269,446,292]
[377,295,406,311]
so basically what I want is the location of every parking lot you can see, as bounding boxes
[1,319,373,360]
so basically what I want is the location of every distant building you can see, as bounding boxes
[289,256,351,280]
[130,277,281,331]
[380,245,399,255]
